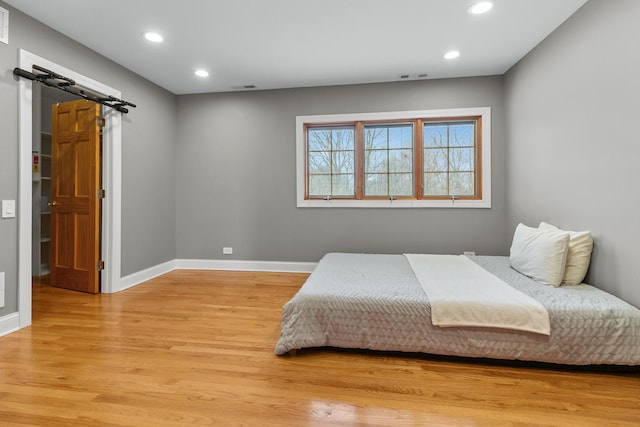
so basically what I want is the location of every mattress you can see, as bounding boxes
[275,253,640,365]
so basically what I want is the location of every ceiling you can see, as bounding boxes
[5,0,588,95]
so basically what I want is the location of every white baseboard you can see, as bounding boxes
[175,259,317,273]
[117,258,317,292]
[0,312,20,338]
[117,259,177,293]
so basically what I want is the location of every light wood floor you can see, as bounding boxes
[0,271,638,426]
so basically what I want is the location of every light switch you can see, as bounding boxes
[1,200,16,218]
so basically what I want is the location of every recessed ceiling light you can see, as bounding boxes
[143,32,163,43]
[468,1,495,15]
[444,50,461,60]
[195,69,209,78]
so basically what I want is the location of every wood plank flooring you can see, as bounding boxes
[0,270,639,426]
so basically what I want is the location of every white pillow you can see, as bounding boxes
[538,222,593,285]
[509,223,570,286]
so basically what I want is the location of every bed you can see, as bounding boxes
[275,252,640,366]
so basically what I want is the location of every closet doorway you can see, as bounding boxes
[18,49,123,330]
[32,88,103,293]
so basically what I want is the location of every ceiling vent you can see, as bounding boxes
[0,6,8,44]
[398,73,428,80]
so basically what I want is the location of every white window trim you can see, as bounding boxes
[296,107,491,208]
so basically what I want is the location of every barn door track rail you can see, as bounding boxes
[13,64,136,114]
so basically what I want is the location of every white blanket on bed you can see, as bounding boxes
[404,254,550,335]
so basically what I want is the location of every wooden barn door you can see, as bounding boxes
[49,100,102,294]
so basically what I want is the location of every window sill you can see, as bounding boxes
[296,198,491,209]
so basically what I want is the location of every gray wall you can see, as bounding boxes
[504,0,640,307]
[0,1,177,317]
[3,0,638,320]
[0,4,18,313]
[175,77,508,263]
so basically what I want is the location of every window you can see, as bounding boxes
[296,107,491,208]
[307,126,355,197]
[364,124,413,197]
[423,121,477,197]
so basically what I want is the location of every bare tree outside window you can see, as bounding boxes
[364,124,413,197]
[307,127,355,197]
[423,122,476,197]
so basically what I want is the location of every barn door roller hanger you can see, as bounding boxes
[13,64,136,114]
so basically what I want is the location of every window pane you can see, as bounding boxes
[388,126,413,149]
[423,125,448,148]
[449,123,475,147]
[365,124,413,150]
[332,129,354,150]
[450,172,475,195]
[389,173,413,196]
[424,148,447,172]
[364,174,388,196]
[332,174,355,196]
[307,127,354,150]
[308,129,332,151]
[389,149,412,173]
[308,151,330,174]
[332,151,354,174]
[308,174,331,196]
[424,173,448,195]
[365,150,388,173]
[449,148,474,172]
[364,127,388,149]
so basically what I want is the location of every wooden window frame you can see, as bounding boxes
[421,117,482,201]
[361,121,415,200]
[306,124,357,199]
[296,107,491,208]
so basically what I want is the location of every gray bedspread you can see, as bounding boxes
[275,253,640,365]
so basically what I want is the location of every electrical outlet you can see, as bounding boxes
[223,247,233,255]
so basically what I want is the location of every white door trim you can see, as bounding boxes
[17,49,122,328]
